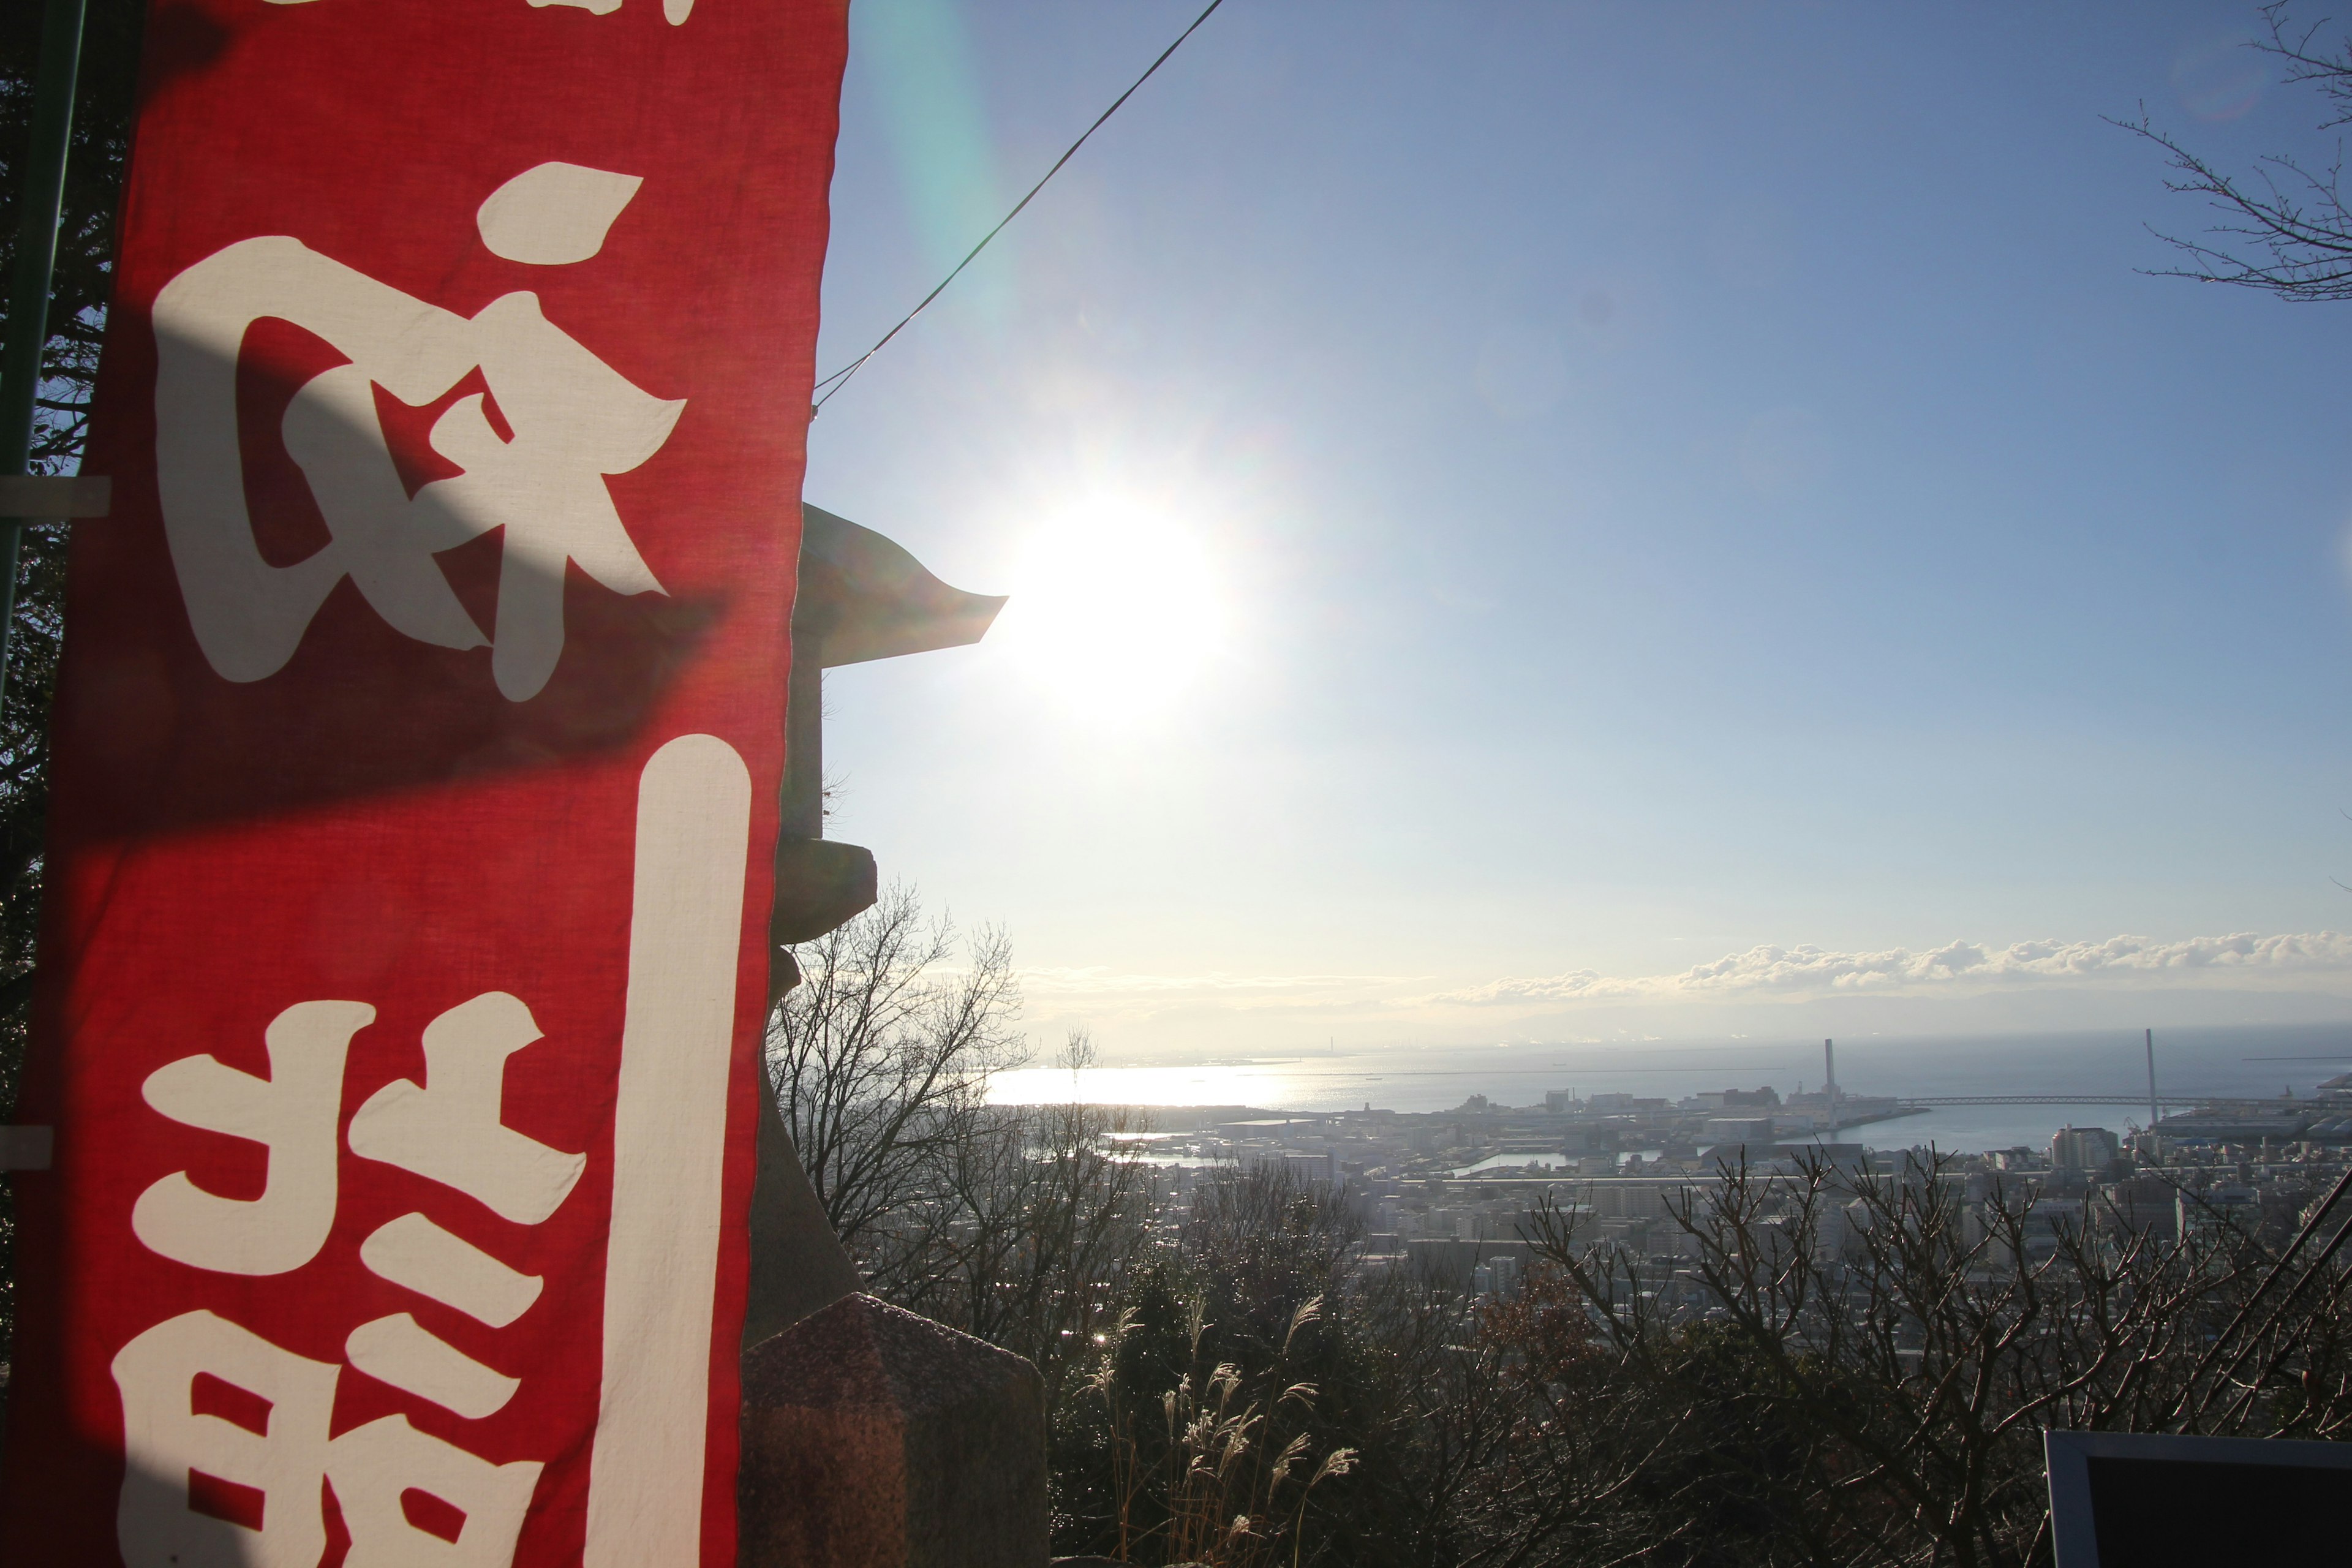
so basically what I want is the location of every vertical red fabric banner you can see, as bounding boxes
[0,2,845,1563]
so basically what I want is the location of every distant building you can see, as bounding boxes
[2177,1183,2258,1241]
[2050,1126,2121,1171]
[2155,1106,2315,1144]
[1406,1237,1536,1292]
[1684,1087,1782,1112]
[2097,1175,2180,1240]
[1248,1149,1336,1186]
[1777,1142,1869,1173]
[1704,1116,1775,1144]
[1499,1129,1577,1156]
[1588,1182,1698,1221]
[1472,1253,1523,1298]
[1544,1089,1576,1114]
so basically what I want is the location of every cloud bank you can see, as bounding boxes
[1021,967,1406,999]
[1420,932,2352,1007]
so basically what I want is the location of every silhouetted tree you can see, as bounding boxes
[2126,4,2352,301]
[767,882,1022,1258]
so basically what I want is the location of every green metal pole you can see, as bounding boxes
[0,0,92,710]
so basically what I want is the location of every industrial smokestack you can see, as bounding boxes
[1825,1038,1838,1128]
[2146,1027,2160,1138]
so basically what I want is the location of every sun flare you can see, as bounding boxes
[993,492,1224,717]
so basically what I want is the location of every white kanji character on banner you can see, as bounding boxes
[263,0,699,22]
[523,0,698,23]
[131,1000,373,1275]
[340,990,581,1426]
[130,990,583,1275]
[347,989,586,1224]
[359,1211,547,1329]
[113,1310,336,1568]
[110,737,754,1567]
[329,1413,542,1568]
[151,161,683,701]
[113,1310,541,1568]
[122,990,581,1561]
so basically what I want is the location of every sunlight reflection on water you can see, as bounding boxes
[987,1060,1351,1110]
[985,1047,1795,1115]
[985,1025,2352,1153]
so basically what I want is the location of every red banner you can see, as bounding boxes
[0,2,845,1562]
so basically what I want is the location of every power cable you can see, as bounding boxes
[810,0,1226,416]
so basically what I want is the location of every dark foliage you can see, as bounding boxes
[0,0,145,1370]
[954,1147,2352,1568]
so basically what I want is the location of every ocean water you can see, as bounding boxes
[986,1021,2352,1153]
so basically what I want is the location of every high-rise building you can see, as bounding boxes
[2051,1125,2121,1170]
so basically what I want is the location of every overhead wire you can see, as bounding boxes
[810,0,1227,417]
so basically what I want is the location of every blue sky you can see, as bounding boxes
[802,1,2352,1056]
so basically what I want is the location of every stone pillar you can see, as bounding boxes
[739,1060,861,1348]
[739,1293,1049,1568]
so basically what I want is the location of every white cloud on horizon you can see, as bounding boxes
[1418,931,2352,1007]
[1019,967,1411,1008]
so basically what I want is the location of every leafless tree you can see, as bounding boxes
[882,1031,1163,1399]
[1183,1158,1362,1283]
[2123,4,2352,301]
[766,900,1158,1391]
[1511,1150,2352,1567]
[766,883,1023,1268]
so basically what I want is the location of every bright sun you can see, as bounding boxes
[992,494,1224,717]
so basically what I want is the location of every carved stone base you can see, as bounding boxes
[739,1294,1047,1568]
